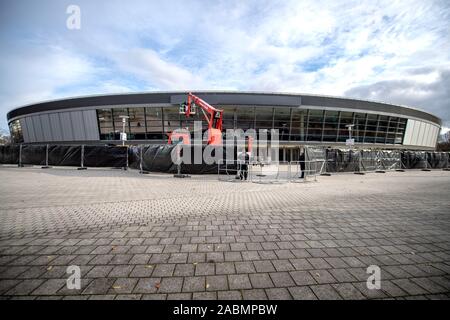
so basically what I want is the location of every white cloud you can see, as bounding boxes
[113,48,205,90]
[0,0,449,130]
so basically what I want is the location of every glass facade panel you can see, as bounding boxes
[273,107,290,141]
[307,110,323,141]
[94,105,413,146]
[323,110,339,142]
[163,107,182,137]
[112,108,130,138]
[128,107,146,139]
[145,107,164,140]
[352,113,366,143]
[9,120,24,143]
[236,107,255,130]
[221,106,236,130]
[364,114,378,143]
[97,109,115,140]
[290,109,307,141]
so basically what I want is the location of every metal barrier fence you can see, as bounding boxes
[249,161,290,184]
[1,144,128,169]
[289,160,326,182]
[217,159,245,182]
[217,159,326,184]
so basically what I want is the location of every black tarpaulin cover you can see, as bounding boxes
[84,145,127,167]
[0,144,127,167]
[401,151,428,169]
[0,145,20,164]
[128,144,236,174]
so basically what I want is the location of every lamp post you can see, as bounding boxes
[345,124,355,143]
[119,115,129,146]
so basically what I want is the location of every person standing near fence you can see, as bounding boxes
[238,151,250,180]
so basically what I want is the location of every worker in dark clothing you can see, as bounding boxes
[238,152,250,180]
[299,152,305,178]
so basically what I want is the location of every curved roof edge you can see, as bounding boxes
[7,90,442,125]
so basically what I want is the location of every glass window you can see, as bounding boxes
[236,107,255,130]
[255,107,273,131]
[273,107,290,140]
[97,109,115,140]
[290,109,307,141]
[128,107,146,139]
[145,107,164,139]
[221,106,236,130]
[9,120,23,143]
[163,107,181,134]
[112,108,130,135]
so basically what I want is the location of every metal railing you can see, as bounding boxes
[249,161,290,184]
[217,159,246,182]
[289,160,326,182]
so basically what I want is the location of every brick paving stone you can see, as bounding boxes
[392,279,429,296]
[206,275,228,291]
[309,270,337,284]
[242,289,267,300]
[224,252,242,262]
[5,280,45,296]
[0,280,22,295]
[174,264,195,277]
[289,271,316,286]
[354,282,388,299]
[0,169,449,300]
[142,293,167,300]
[253,260,276,273]
[272,260,295,272]
[133,278,161,294]
[290,258,313,271]
[167,293,192,300]
[380,280,408,297]
[108,265,134,278]
[235,262,256,274]
[310,284,343,300]
[288,286,317,300]
[332,283,365,299]
[328,269,357,283]
[193,292,217,300]
[249,273,274,289]
[86,266,113,278]
[109,278,138,294]
[31,279,65,295]
[228,274,252,290]
[217,290,242,300]
[158,277,183,294]
[82,278,115,295]
[265,288,292,300]
[195,263,215,276]
[183,276,206,292]
[270,272,295,287]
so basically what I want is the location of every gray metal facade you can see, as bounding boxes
[7,91,442,150]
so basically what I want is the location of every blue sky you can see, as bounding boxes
[0,0,449,132]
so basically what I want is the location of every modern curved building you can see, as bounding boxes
[7,91,441,159]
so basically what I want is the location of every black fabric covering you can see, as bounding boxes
[324,149,360,172]
[401,151,428,169]
[84,145,127,167]
[128,144,239,174]
[379,150,401,169]
[0,144,127,167]
[0,145,20,164]
[426,152,449,169]
[21,145,46,165]
[47,145,81,166]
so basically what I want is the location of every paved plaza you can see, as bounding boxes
[0,166,449,300]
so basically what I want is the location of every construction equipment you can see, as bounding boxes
[168,93,223,145]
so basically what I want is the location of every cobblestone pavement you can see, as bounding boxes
[0,166,449,300]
